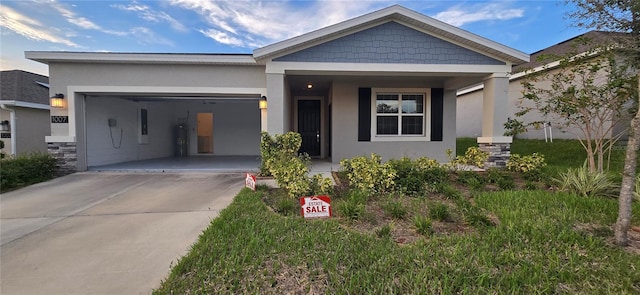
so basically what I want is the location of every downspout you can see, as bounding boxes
[0,104,17,156]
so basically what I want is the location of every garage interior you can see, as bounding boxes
[82,94,261,172]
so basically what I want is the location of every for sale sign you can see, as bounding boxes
[300,196,332,218]
[245,173,256,191]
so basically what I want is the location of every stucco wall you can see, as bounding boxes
[14,107,49,154]
[456,69,607,140]
[48,62,266,138]
[331,78,456,163]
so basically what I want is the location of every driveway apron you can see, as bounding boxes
[1,172,243,295]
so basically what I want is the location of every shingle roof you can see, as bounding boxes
[512,31,627,73]
[1,70,49,104]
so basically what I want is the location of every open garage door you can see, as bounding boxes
[83,94,261,169]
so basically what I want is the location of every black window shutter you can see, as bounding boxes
[431,88,443,141]
[358,88,371,141]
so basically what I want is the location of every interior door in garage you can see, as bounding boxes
[197,113,213,154]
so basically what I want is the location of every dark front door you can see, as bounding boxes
[298,100,321,157]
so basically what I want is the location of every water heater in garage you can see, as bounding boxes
[175,124,188,157]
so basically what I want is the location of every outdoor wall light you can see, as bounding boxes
[307,83,313,89]
[259,96,268,109]
[50,93,65,108]
[0,120,9,131]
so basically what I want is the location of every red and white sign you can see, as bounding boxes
[300,196,332,218]
[245,173,256,191]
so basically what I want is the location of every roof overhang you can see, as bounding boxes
[25,52,259,66]
[0,100,50,110]
[254,5,529,64]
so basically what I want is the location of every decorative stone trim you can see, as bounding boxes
[478,142,511,168]
[47,142,77,176]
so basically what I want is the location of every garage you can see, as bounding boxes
[83,94,261,170]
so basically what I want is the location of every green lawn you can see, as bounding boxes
[457,137,637,178]
[154,139,640,294]
[155,188,640,294]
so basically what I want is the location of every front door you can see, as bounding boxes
[298,100,321,157]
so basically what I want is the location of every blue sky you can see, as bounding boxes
[1,0,586,76]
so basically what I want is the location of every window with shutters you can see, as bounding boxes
[371,88,430,141]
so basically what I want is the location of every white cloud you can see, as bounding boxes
[112,1,188,32]
[129,27,175,46]
[434,3,524,27]
[199,29,245,46]
[168,0,384,48]
[0,5,78,47]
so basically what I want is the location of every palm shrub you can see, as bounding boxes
[556,162,619,198]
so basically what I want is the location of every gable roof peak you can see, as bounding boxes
[253,4,528,64]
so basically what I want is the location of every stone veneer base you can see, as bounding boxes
[478,142,511,168]
[47,142,77,176]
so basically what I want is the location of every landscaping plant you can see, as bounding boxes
[340,153,396,194]
[556,162,619,198]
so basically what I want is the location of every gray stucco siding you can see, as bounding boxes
[274,22,504,65]
[331,79,456,163]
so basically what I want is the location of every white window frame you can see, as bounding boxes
[370,88,431,142]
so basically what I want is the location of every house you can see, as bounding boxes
[25,5,528,173]
[457,31,630,140]
[0,70,51,156]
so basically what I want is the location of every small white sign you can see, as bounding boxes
[300,196,332,218]
[245,173,256,191]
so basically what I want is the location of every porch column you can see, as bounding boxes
[478,73,512,168]
[266,73,285,135]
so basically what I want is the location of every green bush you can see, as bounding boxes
[413,216,433,235]
[635,176,639,201]
[383,200,407,219]
[446,147,489,169]
[260,132,333,198]
[457,171,487,190]
[0,152,56,191]
[340,154,396,194]
[556,163,619,198]
[507,153,547,173]
[429,203,452,222]
[336,190,368,220]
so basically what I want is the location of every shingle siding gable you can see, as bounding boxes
[274,22,505,65]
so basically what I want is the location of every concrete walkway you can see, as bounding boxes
[1,172,244,295]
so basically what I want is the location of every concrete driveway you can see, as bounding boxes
[1,172,244,295]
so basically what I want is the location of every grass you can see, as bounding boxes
[154,138,640,294]
[457,137,639,177]
[155,188,640,294]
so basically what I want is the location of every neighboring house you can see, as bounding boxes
[26,5,528,173]
[0,70,51,156]
[457,31,629,140]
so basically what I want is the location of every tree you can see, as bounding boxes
[518,38,637,173]
[567,0,640,246]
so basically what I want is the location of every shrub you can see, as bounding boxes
[0,152,56,191]
[556,163,619,198]
[496,176,516,190]
[340,154,396,194]
[275,198,298,216]
[457,171,487,190]
[414,157,440,170]
[429,203,452,222]
[423,166,449,185]
[507,153,547,173]
[383,201,407,219]
[336,190,368,220]
[261,132,334,198]
[388,157,426,195]
[413,216,433,235]
[446,147,488,169]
